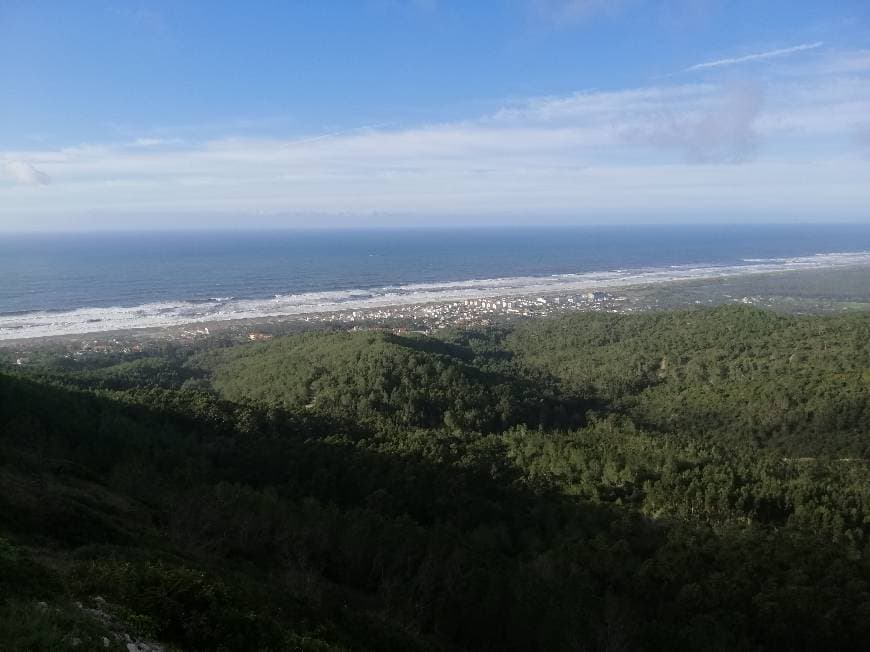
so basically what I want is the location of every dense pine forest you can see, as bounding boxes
[2,306,870,650]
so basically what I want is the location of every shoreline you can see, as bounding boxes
[3,259,870,351]
[0,286,624,350]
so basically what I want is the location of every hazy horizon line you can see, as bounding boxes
[3,220,870,236]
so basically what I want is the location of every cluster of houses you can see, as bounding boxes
[296,290,621,332]
[3,291,623,364]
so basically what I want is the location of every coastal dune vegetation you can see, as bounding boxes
[2,305,870,650]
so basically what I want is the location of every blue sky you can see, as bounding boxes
[1,0,869,229]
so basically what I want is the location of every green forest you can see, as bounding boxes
[2,305,870,650]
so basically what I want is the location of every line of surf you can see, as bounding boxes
[2,250,869,341]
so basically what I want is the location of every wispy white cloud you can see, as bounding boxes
[625,82,764,163]
[2,160,52,186]
[127,138,185,148]
[490,81,767,163]
[1,49,869,226]
[685,41,823,72]
[817,50,870,75]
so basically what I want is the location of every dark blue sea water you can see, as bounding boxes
[2,224,870,338]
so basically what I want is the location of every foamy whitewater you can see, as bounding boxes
[3,251,869,341]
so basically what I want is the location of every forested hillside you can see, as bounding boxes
[192,331,588,432]
[2,306,870,650]
[508,306,870,455]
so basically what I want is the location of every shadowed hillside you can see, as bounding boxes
[2,308,870,650]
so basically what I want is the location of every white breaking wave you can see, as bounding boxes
[2,251,870,341]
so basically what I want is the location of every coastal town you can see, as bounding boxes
[10,276,845,362]
[297,290,623,331]
[166,290,627,345]
[0,290,627,361]
[8,262,868,363]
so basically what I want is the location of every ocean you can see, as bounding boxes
[2,224,870,340]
